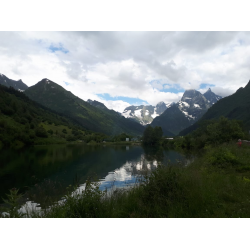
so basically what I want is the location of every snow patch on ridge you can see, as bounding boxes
[181,102,190,107]
[166,102,172,108]
[182,110,195,120]
[151,108,159,119]
[122,110,132,118]
[134,109,142,118]
[194,104,201,109]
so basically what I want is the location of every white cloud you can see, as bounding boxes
[0,31,250,112]
[102,100,131,113]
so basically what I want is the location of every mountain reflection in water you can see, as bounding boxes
[0,144,186,213]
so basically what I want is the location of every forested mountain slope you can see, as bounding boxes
[25,79,144,136]
[0,84,106,148]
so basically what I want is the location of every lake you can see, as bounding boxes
[0,144,187,210]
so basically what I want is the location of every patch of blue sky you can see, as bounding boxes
[220,49,233,55]
[64,82,70,86]
[49,43,69,54]
[97,93,149,105]
[149,80,185,93]
[221,41,241,55]
[36,39,44,44]
[238,39,244,46]
[199,83,215,89]
[162,84,185,93]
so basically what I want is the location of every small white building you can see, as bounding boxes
[126,138,129,142]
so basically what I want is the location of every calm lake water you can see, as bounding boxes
[0,144,187,209]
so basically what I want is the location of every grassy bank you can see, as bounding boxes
[2,141,250,218]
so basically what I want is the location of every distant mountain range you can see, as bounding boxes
[120,87,222,136]
[0,73,28,91]
[179,80,250,136]
[0,72,231,138]
[122,102,173,125]
[150,88,222,136]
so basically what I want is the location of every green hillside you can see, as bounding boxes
[179,80,250,136]
[25,79,144,136]
[0,84,106,149]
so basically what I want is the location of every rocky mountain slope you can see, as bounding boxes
[179,80,250,136]
[122,101,172,125]
[151,89,222,136]
[0,73,28,91]
[203,88,222,105]
[25,79,145,136]
[87,99,108,110]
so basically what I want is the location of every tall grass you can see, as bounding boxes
[2,141,250,218]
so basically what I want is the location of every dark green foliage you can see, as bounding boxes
[1,105,15,115]
[47,129,53,135]
[142,125,163,145]
[139,166,182,216]
[207,148,240,167]
[204,117,244,144]
[66,135,75,141]
[175,117,246,150]
[112,133,132,142]
[35,126,48,138]
[20,117,28,125]
[0,84,107,148]
[62,129,67,134]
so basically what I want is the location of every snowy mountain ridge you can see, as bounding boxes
[122,88,222,127]
[122,101,173,125]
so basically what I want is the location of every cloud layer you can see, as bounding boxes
[0,31,250,112]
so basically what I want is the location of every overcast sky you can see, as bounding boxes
[0,31,250,112]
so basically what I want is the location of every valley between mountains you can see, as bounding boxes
[1,72,250,148]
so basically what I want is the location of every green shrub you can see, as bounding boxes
[66,135,75,141]
[35,126,48,138]
[208,148,239,166]
[47,129,53,135]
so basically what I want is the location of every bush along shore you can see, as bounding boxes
[2,117,250,218]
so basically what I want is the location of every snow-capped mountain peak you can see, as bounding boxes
[122,102,171,125]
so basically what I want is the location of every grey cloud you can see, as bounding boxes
[1,31,250,107]
[209,86,237,97]
[174,31,239,53]
[45,31,245,85]
[111,67,147,91]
